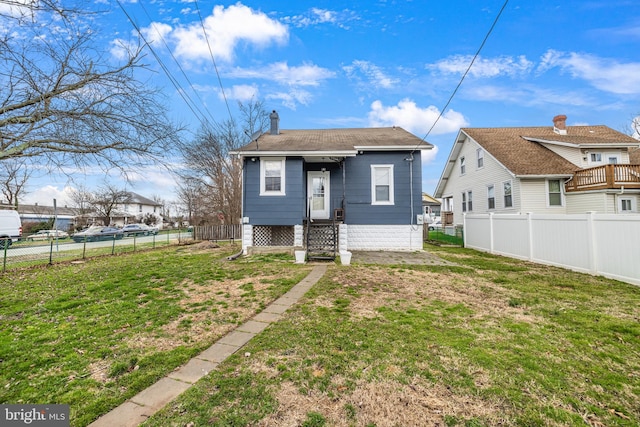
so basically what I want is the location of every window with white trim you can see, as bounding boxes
[371,164,394,205]
[503,181,513,208]
[467,190,473,211]
[547,179,563,206]
[461,192,467,212]
[590,153,602,163]
[460,156,466,175]
[618,197,636,213]
[487,185,495,210]
[477,149,484,168]
[260,157,286,196]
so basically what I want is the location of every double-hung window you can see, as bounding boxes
[503,181,513,208]
[461,192,467,212]
[371,165,394,205]
[487,185,495,210]
[477,149,484,169]
[460,156,466,175]
[547,179,563,206]
[260,157,286,196]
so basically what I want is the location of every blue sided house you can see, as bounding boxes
[232,111,433,260]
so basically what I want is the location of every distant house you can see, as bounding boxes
[92,192,163,227]
[434,115,640,226]
[232,111,432,258]
[421,192,441,223]
[18,203,77,231]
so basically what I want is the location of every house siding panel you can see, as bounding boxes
[343,152,422,225]
[243,157,305,225]
[440,137,518,225]
[565,192,607,214]
[520,179,568,214]
[539,143,582,167]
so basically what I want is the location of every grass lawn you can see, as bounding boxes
[144,244,640,427]
[1,242,639,426]
[0,242,311,426]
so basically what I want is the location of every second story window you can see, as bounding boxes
[460,156,466,175]
[477,149,484,168]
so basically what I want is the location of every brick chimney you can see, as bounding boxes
[269,110,279,135]
[553,114,567,135]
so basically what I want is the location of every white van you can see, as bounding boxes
[0,209,22,248]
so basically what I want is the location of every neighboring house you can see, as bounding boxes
[84,192,163,228]
[119,192,163,225]
[232,111,432,257]
[18,203,77,231]
[421,192,441,223]
[435,115,640,226]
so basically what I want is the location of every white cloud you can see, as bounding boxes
[140,22,173,46]
[367,99,469,136]
[109,38,138,60]
[229,62,335,86]
[222,84,260,102]
[23,185,74,207]
[429,54,533,78]
[343,60,399,89]
[464,84,594,107]
[168,3,288,63]
[266,89,313,110]
[537,49,640,95]
[283,8,356,29]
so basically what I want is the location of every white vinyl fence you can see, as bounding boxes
[463,212,640,286]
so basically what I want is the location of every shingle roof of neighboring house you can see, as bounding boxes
[19,204,78,217]
[126,192,161,206]
[462,125,640,176]
[235,127,433,153]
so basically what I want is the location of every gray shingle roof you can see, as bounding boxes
[235,127,433,153]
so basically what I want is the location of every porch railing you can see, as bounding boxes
[565,164,640,192]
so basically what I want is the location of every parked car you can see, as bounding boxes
[428,221,442,231]
[26,229,69,241]
[72,226,124,242]
[0,209,22,248]
[122,223,158,237]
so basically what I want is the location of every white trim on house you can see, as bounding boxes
[260,157,286,196]
[371,164,395,205]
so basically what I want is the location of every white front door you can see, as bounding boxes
[307,171,330,219]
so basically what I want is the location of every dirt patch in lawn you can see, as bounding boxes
[256,378,506,426]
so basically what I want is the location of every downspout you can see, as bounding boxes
[405,153,416,249]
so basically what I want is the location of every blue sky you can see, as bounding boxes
[21,0,640,209]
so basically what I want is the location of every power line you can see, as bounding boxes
[411,0,510,154]
[137,0,218,127]
[116,0,212,130]
[193,0,234,124]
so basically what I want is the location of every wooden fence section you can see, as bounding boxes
[463,212,640,286]
[192,224,241,241]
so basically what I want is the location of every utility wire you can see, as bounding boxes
[137,0,218,127]
[193,0,234,125]
[116,0,212,130]
[411,0,510,154]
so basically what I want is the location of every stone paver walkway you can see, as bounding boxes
[88,264,327,427]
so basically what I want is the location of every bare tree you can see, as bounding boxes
[0,159,31,207]
[177,100,269,225]
[0,1,182,176]
[90,185,131,226]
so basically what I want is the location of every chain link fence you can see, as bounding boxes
[1,229,194,272]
